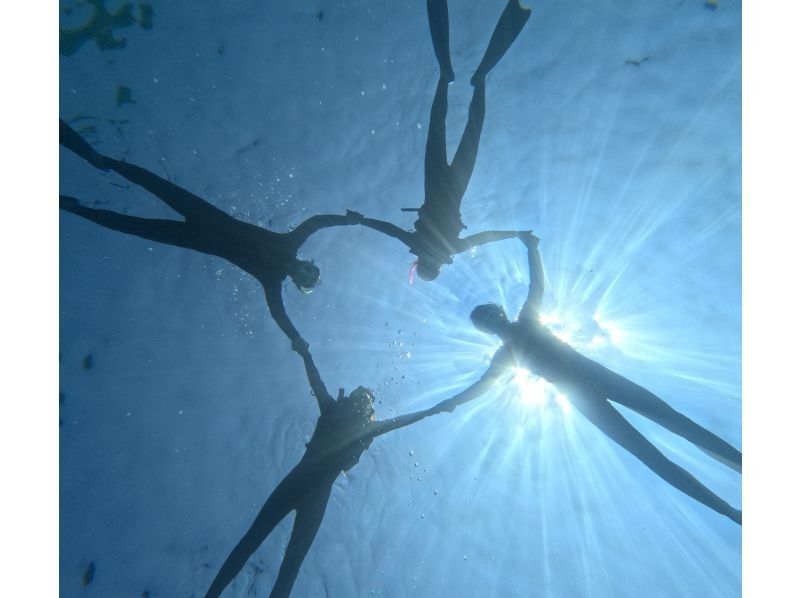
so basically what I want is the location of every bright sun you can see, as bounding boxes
[512,367,571,413]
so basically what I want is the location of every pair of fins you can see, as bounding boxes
[428,0,531,85]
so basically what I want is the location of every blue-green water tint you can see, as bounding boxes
[59,1,741,596]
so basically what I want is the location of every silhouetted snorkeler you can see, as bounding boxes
[357,0,532,281]
[441,232,742,524]
[205,345,452,598]
[60,119,363,350]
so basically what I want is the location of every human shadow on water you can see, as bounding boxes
[439,232,742,525]
[60,119,363,351]
[204,345,453,598]
[356,0,533,282]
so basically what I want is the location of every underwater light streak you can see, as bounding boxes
[512,367,571,414]
[340,182,737,431]
[513,367,547,406]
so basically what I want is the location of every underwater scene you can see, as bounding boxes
[59,1,741,596]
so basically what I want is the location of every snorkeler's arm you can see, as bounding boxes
[371,352,509,438]
[263,278,308,351]
[437,351,509,413]
[370,405,442,439]
[297,347,336,410]
[288,211,364,247]
[454,229,525,254]
[359,216,415,248]
[518,233,544,321]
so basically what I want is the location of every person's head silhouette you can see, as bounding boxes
[415,256,442,281]
[470,303,511,336]
[290,260,321,293]
[343,386,376,421]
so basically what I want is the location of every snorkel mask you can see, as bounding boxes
[293,260,321,293]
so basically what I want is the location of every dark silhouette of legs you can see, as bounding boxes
[60,119,231,228]
[571,392,741,524]
[205,477,300,598]
[419,0,528,236]
[449,80,486,201]
[206,470,335,598]
[59,119,109,170]
[427,0,454,82]
[603,373,742,473]
[269,485,332,598]
[423,76,451,202]
[419,79,484,238]
[59,195,209,253]
[102,157,232,227]
[471,0,532,86]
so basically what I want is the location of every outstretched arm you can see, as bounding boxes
[297,347,336,411]
[359,216,415,248]
[436,351,508,414]
[454,229,526,254]
[371,350,509,439]
[370,405,441,439]
[288,210,364,247]
[518,233,544,322]
[263,278,309,352]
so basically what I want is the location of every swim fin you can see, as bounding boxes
[471,0,531,86]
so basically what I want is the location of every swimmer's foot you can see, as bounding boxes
[442,66,455,85]
[59,119,109,171]
[730,508,742,526]
[471,0,532,86]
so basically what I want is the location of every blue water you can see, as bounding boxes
[59,1,741,596]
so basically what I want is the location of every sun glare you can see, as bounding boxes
[594,315,625,345]
[513,367,547,406]
[512,367,572,415]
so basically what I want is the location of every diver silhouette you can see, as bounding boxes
[357,0,532,281]
[205,345,451,597]
[441,232,742,524]
[60,119,363,350]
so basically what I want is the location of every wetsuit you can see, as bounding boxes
[60,119,359,347]
[445,236,743,524]
[358,1,532,279]
[205,347,450,597]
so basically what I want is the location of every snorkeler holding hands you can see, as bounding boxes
[205,344,454,598]
[60,119,363,350]
[440,232,743,524]
[357,0,533,281]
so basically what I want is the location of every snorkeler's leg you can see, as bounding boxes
[102,157,232,227]
[573,396,741,524]
[606,374,742,473]
[205,477,298,598]
[427,0,455,82]
[60,195,202,250]
[60,118,230,226]
[471,0,531,86]
[449,80,486,203]
[269,485,333,598]
[59,119,109,170]
[424,76,450,196]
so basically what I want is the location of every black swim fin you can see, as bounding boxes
[471,0,531,86]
